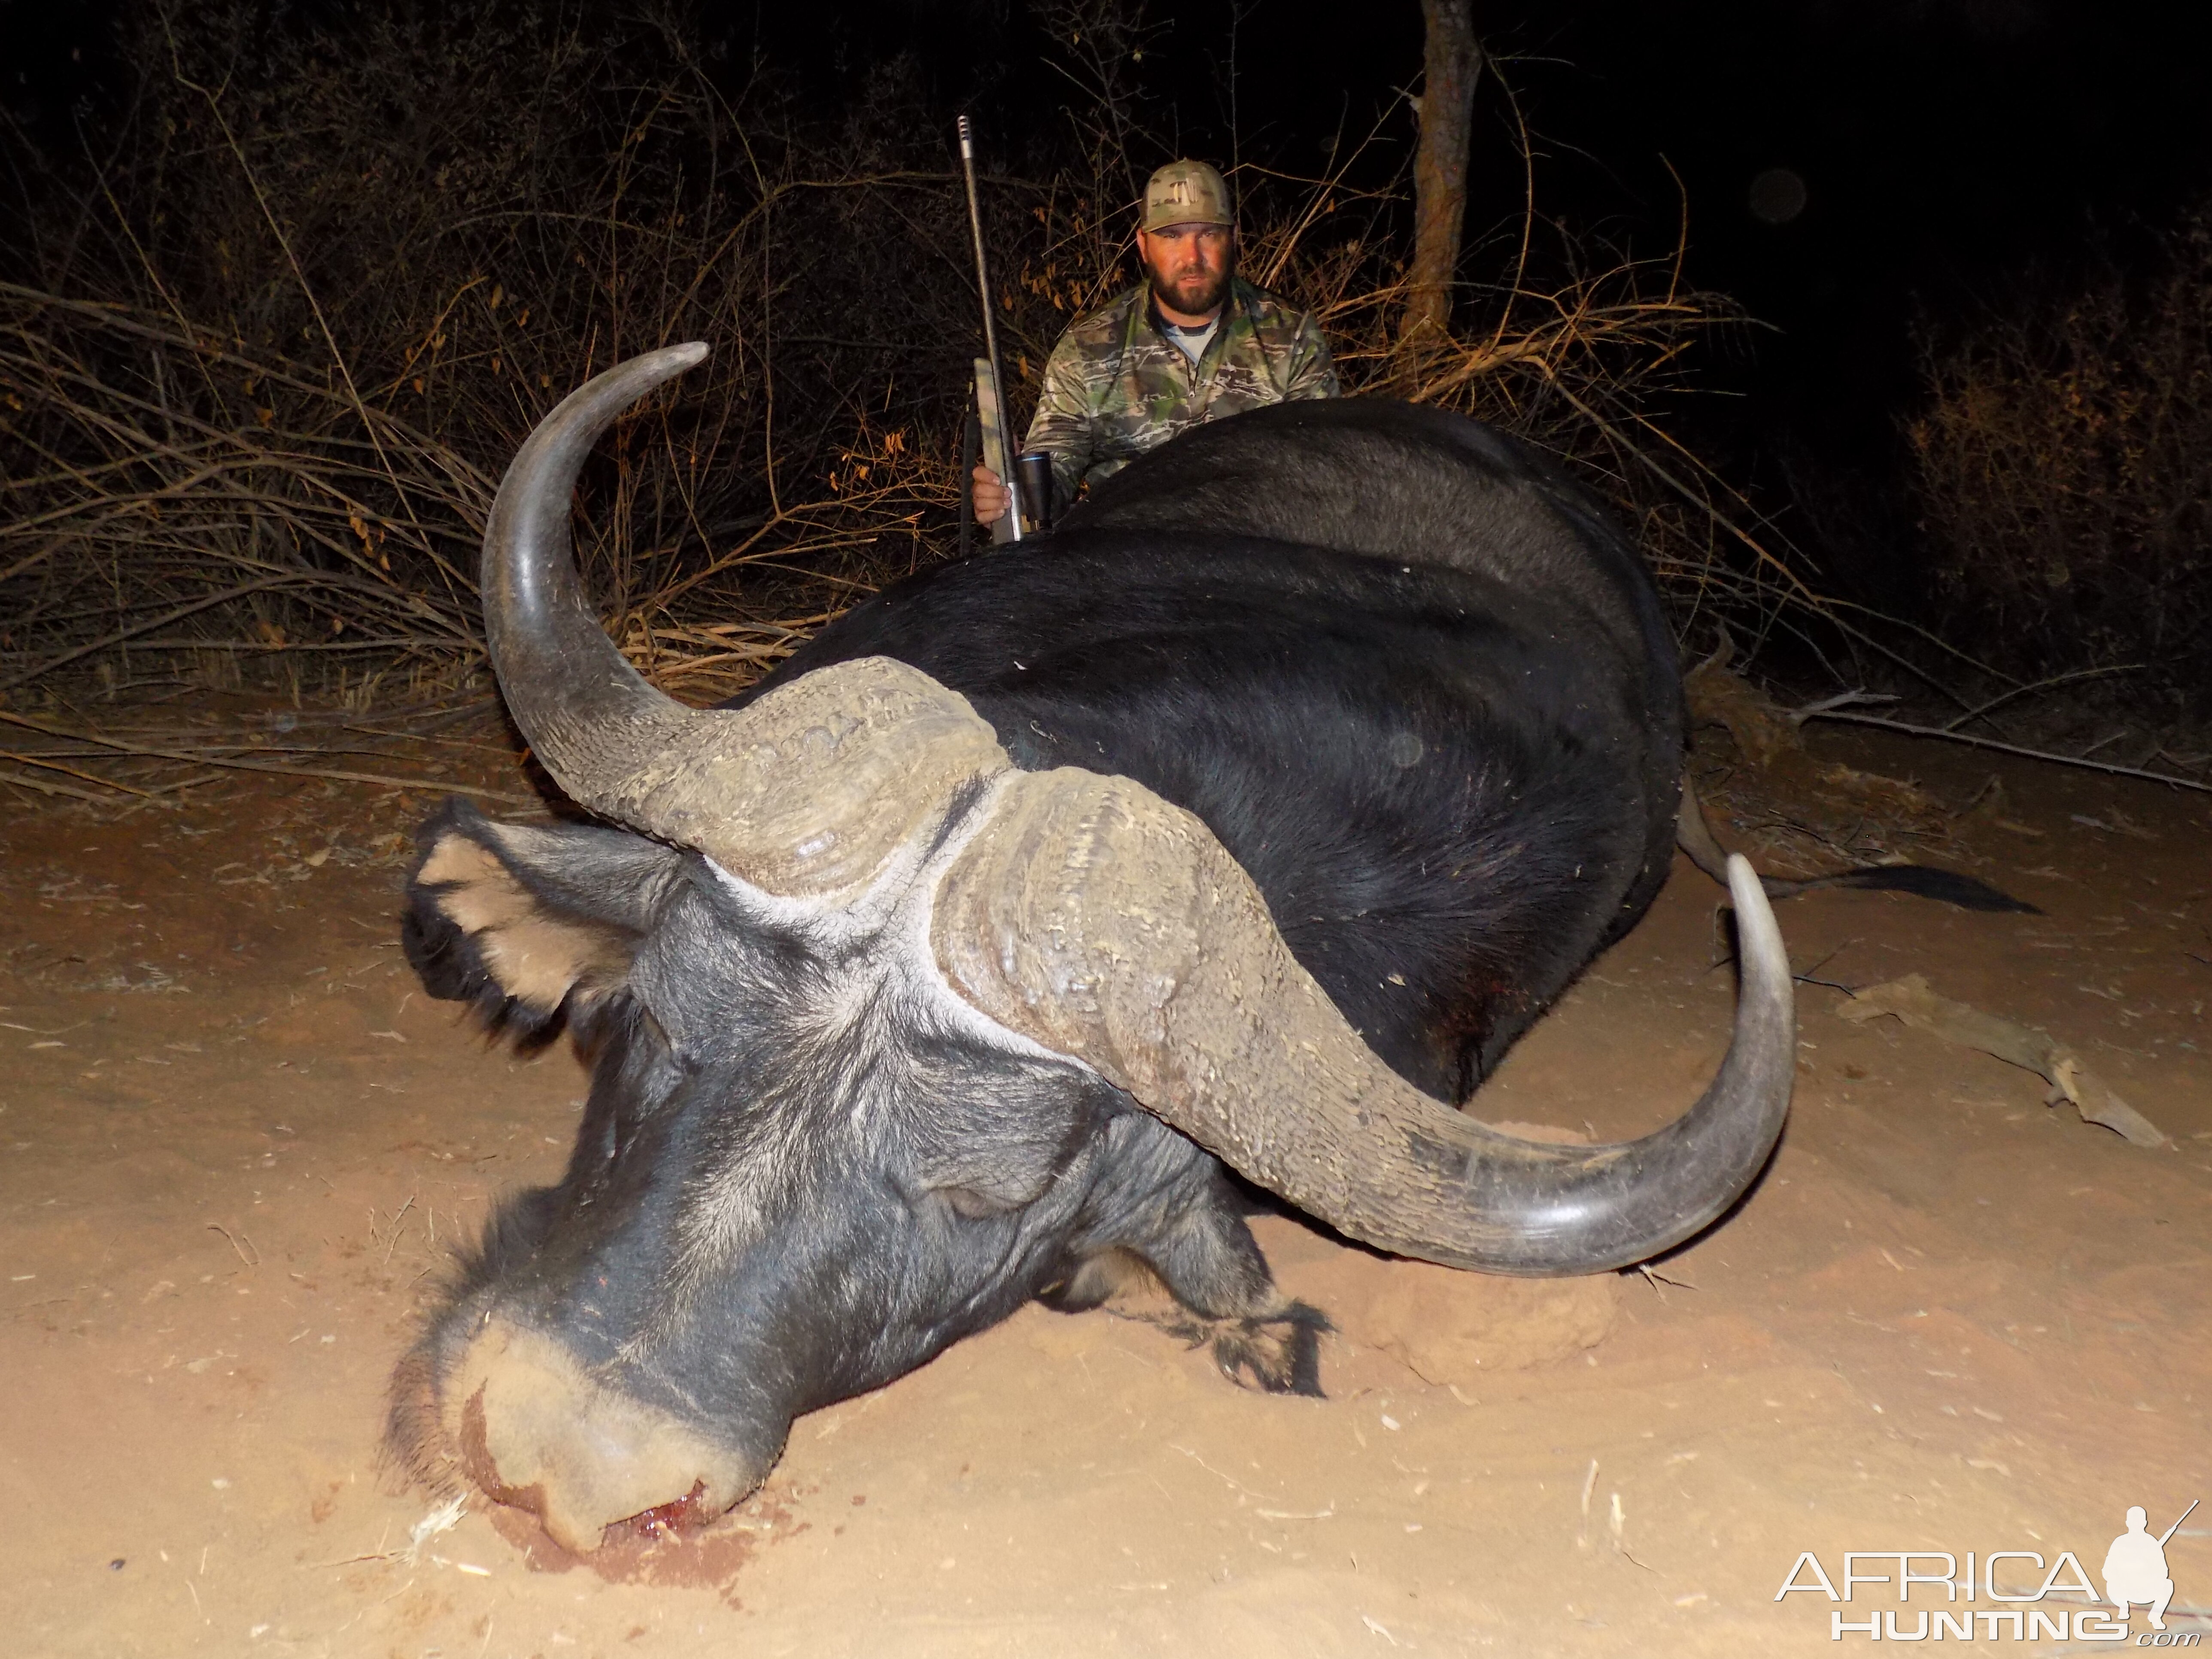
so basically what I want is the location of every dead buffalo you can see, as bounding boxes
[390,343,1793,1553]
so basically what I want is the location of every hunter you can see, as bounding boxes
[971,158,1338,527]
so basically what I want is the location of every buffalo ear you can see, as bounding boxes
[403,798,679,1040]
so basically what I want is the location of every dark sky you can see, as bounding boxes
[1479,0,2212,459]
[9,0,2210,469]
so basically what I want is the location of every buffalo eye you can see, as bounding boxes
[937,1185,1020,1221]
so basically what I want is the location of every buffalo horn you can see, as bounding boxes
[481,346,1007,899]
[934,769,1794,1275]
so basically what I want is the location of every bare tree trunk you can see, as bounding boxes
[1405,0,1482,339]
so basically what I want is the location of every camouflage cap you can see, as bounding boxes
[1142,160,1233,232]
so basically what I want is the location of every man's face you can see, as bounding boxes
[1139,223,1235,320]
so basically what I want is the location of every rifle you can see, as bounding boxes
[2157,1498,2199,1547]
[957,115,1022,545]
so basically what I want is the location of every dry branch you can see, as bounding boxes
[0,710,540,805]
[1796,708,2212,795]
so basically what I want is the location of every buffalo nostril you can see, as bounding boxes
[613,1480,712,1542]
[447,1318,756,1555]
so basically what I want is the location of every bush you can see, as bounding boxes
[1907,212,2212,708]
[0,3,985,701]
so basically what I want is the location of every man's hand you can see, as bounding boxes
[970,465,1010,527]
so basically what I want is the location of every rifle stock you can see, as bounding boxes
[972,358,1021,547]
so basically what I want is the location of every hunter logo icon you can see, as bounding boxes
[1776,1498,2203,1642]
[2107,1500,2195,1631]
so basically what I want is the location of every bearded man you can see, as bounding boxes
[971,159,1339,527]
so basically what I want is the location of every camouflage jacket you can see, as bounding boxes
[1021,276,1337,513]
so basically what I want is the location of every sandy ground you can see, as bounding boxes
[2,713,2208,1658]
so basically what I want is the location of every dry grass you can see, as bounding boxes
[2,2,966,716]
[1908,210,2212,712]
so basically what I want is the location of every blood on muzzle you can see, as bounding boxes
[446,1319,757,1555]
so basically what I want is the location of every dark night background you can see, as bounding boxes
[7,0,2211,677]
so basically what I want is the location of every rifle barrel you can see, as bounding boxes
[957,115,1021,538]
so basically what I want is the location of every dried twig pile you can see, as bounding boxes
[1,3,969,726]
[2,289,487,699]
[0,697,529,810]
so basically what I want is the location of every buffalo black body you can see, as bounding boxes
[756,399,1683,1099]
